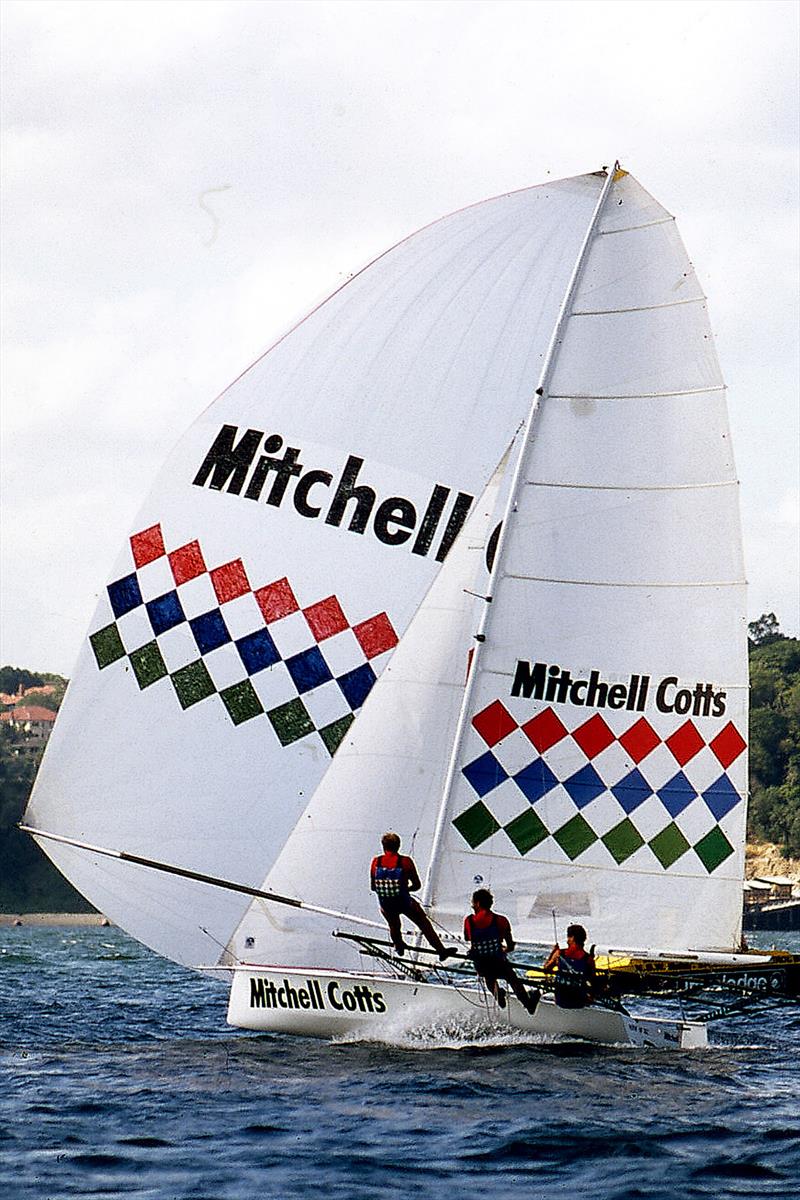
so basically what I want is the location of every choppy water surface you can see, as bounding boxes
[2,927,798,1200]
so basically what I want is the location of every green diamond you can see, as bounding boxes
[220,679,264,725]
[452,801,500,849]
[130,641,168,689]
[171,660,216,709]
[504,809,548,855]
[90,623,125,669]
[602,818,645,864]
[553,814,596,860]
[268,697,315,745]
[693,826,735,873]
[319,713,355,756]
[649,822,690,869]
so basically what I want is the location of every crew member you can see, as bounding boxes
[463,889,539,1014]
[542,923,595,1008]
[370,832,454,960]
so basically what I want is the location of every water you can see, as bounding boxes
[2,927,798,1200]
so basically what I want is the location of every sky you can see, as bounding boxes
[1,0,798,677]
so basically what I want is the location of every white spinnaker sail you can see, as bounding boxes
[431,172,748,954]
[227,459,510,967]
[25,174,606,967]
[233,169,748,967]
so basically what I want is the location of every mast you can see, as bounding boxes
[420,163,622,911]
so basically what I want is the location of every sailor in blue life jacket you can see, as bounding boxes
[370,832,455,960]
[463,889,540,1014]
[542,923,596,1008]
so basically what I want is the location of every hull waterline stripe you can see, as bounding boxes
[19,824,384,930]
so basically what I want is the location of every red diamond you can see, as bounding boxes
[472,700,517,747]
[254,578,298,623]
[210,560,250,604]
[666,720,705,765]
[130,524,165,568]
[572,713,615,759]
[521,708,568,753]
[619,717,660,763]
[304,596,348,642]
[169,541,206,585]
[353,613,398,660]
[709,722,747,768]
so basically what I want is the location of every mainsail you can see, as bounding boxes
[25,173,608,967]
[230,168,748,966]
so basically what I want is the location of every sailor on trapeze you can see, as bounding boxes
[370,832,455,960]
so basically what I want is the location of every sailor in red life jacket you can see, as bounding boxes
[463,889,539,1014]
[542,923,595,1009]
[370,832,455,960]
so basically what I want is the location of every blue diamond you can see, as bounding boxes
[657,771,697,817]
[108,573,142,618]
[287,646,334,694]
[190,609,231,654]
[514,758,558,805]
[237,627,280,675]
[462,751,508,798]
[337,662,376,709]
[563,763,605,808]
[611,768,652,813]
[146,590,185,636]
[702,775,742,821]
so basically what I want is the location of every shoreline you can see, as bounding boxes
[0,912,112,927]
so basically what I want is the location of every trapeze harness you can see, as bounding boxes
[372,854,413,914]
[465,913,506,973]
[554,947,594,1009]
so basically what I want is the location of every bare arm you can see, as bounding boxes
[542,944,560,972]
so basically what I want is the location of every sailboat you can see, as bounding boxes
[23,164,794,1048]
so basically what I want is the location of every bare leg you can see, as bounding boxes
[406,899,446,955]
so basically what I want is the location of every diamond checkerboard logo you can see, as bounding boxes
[455,698,747,875]
[89,523,399,756]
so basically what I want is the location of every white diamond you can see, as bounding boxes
[158,624,198,673]
[269,611,316,658]
[484,777,531,827]
[176,573,219,620]
[203,642,248,690]
[674,799,717,845]
[250,665,298,711]
[222,592,265,640]
[582,792,625,837]
[303,680,353,728]
[629,794,669,841]
[136,555,175,601]
[319,629,365,676]
[115,605,152,650]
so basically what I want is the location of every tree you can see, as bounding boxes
[748,612,786,647]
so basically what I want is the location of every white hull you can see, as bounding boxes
[227,966,707,1049]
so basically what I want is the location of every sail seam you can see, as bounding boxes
[523,480,738,492]
[597,216,675,235]
[502,574,747,588]
[548,386,727,399]
[571,296,705,316]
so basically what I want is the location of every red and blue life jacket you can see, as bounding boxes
[466,913,505,962]
[373,854,410,905]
